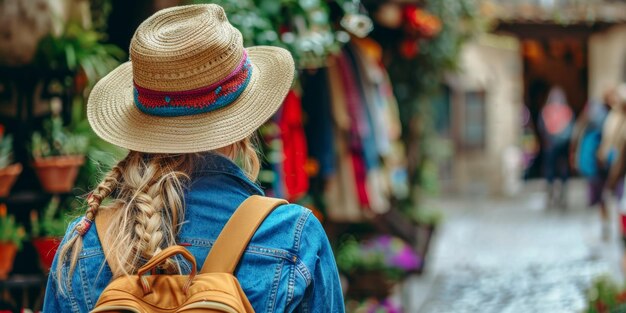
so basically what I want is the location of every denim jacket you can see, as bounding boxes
[43,153,345,312]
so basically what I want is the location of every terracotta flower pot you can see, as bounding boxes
[0,242,17,279]
[0,163,22,197]
[33,155,85,193]
[32,237,61,272]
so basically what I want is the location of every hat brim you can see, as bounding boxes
[87,46,294,154]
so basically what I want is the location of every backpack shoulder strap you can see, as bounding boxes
[201,195,288,274]
[95,208,121,275]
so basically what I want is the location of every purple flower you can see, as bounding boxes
[363,298,403,313]
[375,235,393,247]
[389,245,421,271]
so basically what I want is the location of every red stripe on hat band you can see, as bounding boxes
[133,50,249,108]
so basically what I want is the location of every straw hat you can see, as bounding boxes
[87,4,294,153]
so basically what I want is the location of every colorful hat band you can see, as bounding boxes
[133,51,252,117]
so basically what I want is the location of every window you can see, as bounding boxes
[459,91,486,150]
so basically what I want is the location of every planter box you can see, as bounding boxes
[376,206,438,274]
[347,270,398,300]
[415,223,436,274]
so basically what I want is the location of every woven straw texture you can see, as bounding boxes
[87,4,294,153]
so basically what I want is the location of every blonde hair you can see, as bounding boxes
[56,137,260,289]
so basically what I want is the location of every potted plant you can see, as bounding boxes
[35,23,125,90]
[585,275,626,313]
[0,125,22,197]
[31,100,89,193]
[336,235,422,300]
[0,204,26,279]
[30,196,67,272]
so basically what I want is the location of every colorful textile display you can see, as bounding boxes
[258,38,407,222]
[279,91,309,201]
[301,69,336,178]
[323,40,406,222]
[258,91,309,202]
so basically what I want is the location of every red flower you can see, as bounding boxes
[403,5,441,39]
[279,25,290,35]
[0,124,4,139]
[616,291,626,303]
[74,70,88,94]
[402,4,419,23]
[399,39,419,59]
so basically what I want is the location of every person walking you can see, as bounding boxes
[43,4,344,312]
[538,87,575,209]
[599,85,626,271]
[570,95,610,239]
[599,86,626,196]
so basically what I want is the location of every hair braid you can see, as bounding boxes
[80,164,124,232]
[132,175,165,261]
[56,136,262,286]
[55,161,124,292]
[105,153,192,276]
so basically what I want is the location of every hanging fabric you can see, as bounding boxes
[301,69,336,178]
[279,90,309,201]
[325,55,366,222]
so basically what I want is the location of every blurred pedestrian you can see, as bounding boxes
[570,95,610,239]
[599,85,626,267]
[538,87,574,209]
[600,85,626,193]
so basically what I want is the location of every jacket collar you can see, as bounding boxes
[193,152,264,195]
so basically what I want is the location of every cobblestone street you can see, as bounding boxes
[405,180,624,312]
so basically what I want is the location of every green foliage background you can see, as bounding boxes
[384,0,481,208]
[190,0,349,69]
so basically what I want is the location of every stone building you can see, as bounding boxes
[440,0,626,196]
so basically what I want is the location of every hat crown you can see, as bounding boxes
[130,4,244,92]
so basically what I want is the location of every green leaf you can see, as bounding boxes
[65,44,77,70]
[80,57,97,84]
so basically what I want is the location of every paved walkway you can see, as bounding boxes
[404,180,624,313]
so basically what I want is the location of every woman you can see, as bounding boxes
[599,85,626,254]
[43,4,344,312]
[537,87,574,208]
[599,86,626,188]
[570,96,609,239]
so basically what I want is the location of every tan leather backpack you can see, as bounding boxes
[90,195,287,313]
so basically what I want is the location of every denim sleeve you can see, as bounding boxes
[296,214,345,313]
[43,274,62,313]
[43,218,80,313]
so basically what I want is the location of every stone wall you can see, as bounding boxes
[589,24,626,100]
[446,34,524,196]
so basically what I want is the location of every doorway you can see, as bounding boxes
[522,37,588,178]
